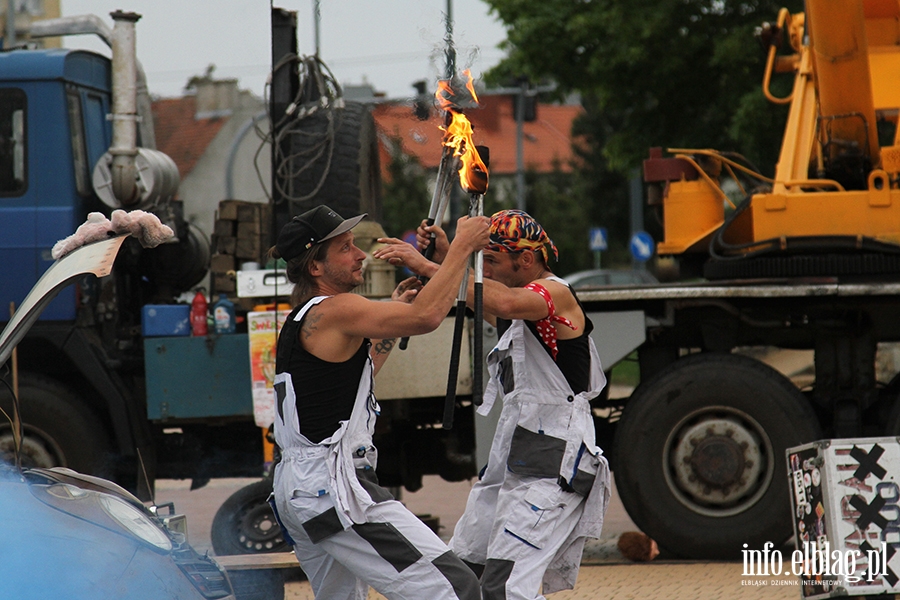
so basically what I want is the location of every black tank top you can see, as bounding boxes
[276,303,370,443]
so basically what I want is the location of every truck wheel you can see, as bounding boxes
[211,478,291,556]
[613,353,821,559]
[0,374,110,473]
[881,371,900,435]
[284,100,382,220]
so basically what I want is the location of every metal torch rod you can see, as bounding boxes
[442,264,469,430]
[443,190,482,429]
[423,150,456,262]
[398,148,455,351]
[472,192,484,406]
[470,145,489,407]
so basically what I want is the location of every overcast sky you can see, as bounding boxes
[60,0,509,100]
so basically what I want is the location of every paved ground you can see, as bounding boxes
[157,475,803,599]
[276,476,801,599]
[282,563,800,600]
[155,357,831,600]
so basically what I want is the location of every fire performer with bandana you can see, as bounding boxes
[269,204,489,600]
[375,209,611,600]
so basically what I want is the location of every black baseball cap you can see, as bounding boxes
[276,205,367,261]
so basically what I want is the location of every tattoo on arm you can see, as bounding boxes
[301,308,323,339]
[374,338,396,355]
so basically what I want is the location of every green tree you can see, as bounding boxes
[484,0,801,172]
[483,0,802,260]
[380,134,431,238]
[526,163,597,275]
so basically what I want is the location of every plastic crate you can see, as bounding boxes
[141,304,190,337]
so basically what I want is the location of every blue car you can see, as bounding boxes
[564,268,658,289]
[0,465,234,599]
[0,236,235,600]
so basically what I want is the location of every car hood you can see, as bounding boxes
[0,235,128,368]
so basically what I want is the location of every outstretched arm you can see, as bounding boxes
[316,216,490,343]
[370,277,420,374]
[475,277,585,336]
[372,239,440,279]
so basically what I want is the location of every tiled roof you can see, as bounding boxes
[152,96,229,179]
[373,94,584,177]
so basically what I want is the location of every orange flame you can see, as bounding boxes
[434,69,478,110]
[435,70,488,194]
[435,78,455,111]
[464,69,479,104]
[443,112,488,194]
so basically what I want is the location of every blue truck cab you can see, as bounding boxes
[0,49,112,321]
[0,43,263,501]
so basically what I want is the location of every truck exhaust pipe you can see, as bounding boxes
[27,11,179,209]
[89,11,179,210]
[108,10,140,205]
[27,14,157,150]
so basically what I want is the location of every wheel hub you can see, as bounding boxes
[238,504,284,552]
[690,434,745,487]
[670,416,763,507]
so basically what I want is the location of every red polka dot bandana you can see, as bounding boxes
[488,210,558,264]
[524,282,576,359]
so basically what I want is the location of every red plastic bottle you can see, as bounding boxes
[190,290,208,336]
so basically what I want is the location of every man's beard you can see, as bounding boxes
[324,262,364,291]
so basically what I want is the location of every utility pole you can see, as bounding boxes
[5,0,15,47]
[444,0,461,222]
[515,78,527,211]
[444,0,455,79]
[313,0,320,56]
[629,168,644,271]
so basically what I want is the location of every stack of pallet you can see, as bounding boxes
[210,200,272,296]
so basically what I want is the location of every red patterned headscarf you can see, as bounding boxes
[488,209,558,264]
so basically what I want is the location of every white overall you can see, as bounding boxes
[450,284,611,600]
[273,296,480,600]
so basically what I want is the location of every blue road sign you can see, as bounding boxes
[589,227,608,251]
[629,231,655,262]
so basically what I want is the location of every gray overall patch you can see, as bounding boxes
[356,467,394,503]
[462,559,485,579]
[482,558,515,600]
[301,506,344,544]
[352,522,423,572]
[569,468,596,496]
[274,380,286,421]
[432,550,481,600]
[506,425,565,478]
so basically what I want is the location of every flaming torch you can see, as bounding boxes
[397,73,475,351]
[439,74,489,429]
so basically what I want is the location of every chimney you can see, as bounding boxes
[195,78,239,119]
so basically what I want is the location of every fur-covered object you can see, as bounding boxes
[52,209,175,259]
[617,531,660,562]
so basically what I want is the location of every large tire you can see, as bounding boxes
[613,353,821,559]
[211,478,291,556]
[285,100,382,221]
[0,374,110,473]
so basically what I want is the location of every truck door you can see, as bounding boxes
[0,88,30,313]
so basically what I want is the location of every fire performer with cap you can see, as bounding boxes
[375,209,610,600]
[269,204,489,600]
